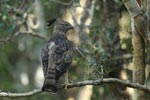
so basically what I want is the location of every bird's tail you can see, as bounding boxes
[42,68,57,93]
[42,79,57,93]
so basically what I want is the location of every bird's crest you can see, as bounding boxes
[47,17,73,33]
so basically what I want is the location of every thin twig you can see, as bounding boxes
[19,32,48,41]
[0,31,48,46]
[0,78,150,98]
[0,32,15,45]
[75,44,86,58]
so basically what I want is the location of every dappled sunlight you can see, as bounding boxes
[77,85,93,100]
[120,70,128,80]
[68,97,75,100]
[35,66,44,88]
[126,87,134,99]
[119,11,131,49]
[20,72,29,86]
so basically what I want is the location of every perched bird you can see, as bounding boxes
[41,18,74,93]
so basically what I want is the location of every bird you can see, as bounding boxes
[41,18,74,93]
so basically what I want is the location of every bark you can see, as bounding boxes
[132,15,146,100]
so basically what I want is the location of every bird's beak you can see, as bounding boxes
[68,25,74,30]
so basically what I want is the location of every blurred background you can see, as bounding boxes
[0,0,149,100]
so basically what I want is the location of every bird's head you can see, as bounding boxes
[54,18,74,33]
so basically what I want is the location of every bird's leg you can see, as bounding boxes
[64,70,69,89]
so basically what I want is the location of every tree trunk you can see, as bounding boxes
[122,0,147,100]
[132,16,146,100]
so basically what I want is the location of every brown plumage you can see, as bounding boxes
[41,18,74,92]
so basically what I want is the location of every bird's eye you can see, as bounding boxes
[63,24,68,27]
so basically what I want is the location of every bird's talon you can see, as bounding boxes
[64,82,70,89]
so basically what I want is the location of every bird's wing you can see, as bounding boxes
[41,44,49,78]
[55,40,73,79]
[41,41,58,92]
[41,41,56,78]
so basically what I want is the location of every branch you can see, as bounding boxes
[0,31,48,46]
[1,78,150,98]
[65,78,150,93]
[19,32,48,41]
[0,89,41,98]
